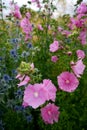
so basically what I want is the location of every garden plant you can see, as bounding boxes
[0,0,87,130]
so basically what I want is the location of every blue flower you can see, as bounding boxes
[14,89,23,98]
[27,43,33,48]
[10,38,17,44]
[14,105,20,111]
[12,69,17,75]
[26,115,33,123]
[10,49,17,58]
[0,120,5,130]
[3,74,11,82]
[0,57,3,61]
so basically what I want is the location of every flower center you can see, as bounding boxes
[34,92,38,98]
[66,80,70,84]
[48,111,51,115]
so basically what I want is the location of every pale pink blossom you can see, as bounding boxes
[20,18,32,34]
[26,12,31,19]
[42,79,57,102]
[23,83,47,109]
[49,40,59,52]
[22,101,29,108]
[58,26,63,32]
[78,29,87,45]
[16,74,25,81]
[57,71,79,92]
[17,75,30,87]
[37,24,43,31]
[41,103,60,124]
[61,30,71,37]
[30,63,34,70]
[71,60,86,78]
[51,56,58,63]
[76,50,85,59]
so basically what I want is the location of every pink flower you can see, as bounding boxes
[57,71,79,92]
[58,26,63,32]
[76,50,85,59]
[77,3,87,14]
[41,103,60,124]
[78,29,87,45]
[71,60,86,78]
[18,75,30,87]
[37,24,43,31]
[30,63,34,70]
[51,56,58,63]
[49,40,59,52]
[26,12,31,19]
[61,30,71,37]
[20,17,32,40]
[12,5,22,19]
[22,101,29,108]
[42,79,57,102]
[16,74,25,81]
[23,83,47,109]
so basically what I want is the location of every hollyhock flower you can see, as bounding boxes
[51,56,58,63]
[20,18,32,36]
[77,3,87,14]
[77,14,85,19]
[16,74,30,87]
[22,101,29,108]
[57,71,79,92]
[49,40,59,52]
[41,103,60,124]
[48,25,51,30]
[26,12,31,19]
[76,50,85,59]
[42,79,57,102]
[78,29,87,45]
[68,18,84,29]
[18,76,30,87]
[71,60,86,78]
[11,4,22,19]
[16,74,25,81]
[23,83,47,109]
[58,26,63,32]
[37,24,43,31]
[61,30,71,37]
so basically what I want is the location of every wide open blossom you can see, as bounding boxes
[23,83,47,109]
[57,71,79,92]
[41,103,60,124]
[71,60,86,78]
